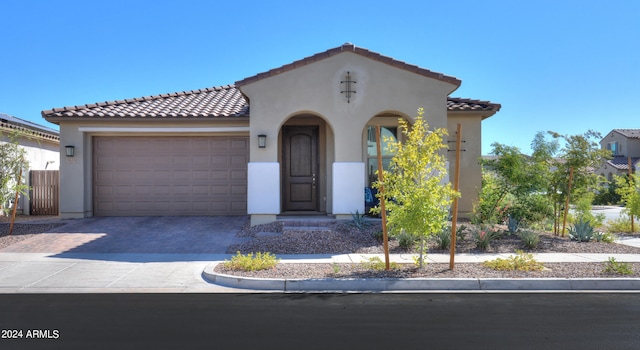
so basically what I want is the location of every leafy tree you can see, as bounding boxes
[371,108,458,268]
[545,130,610,235]
[477,133,556,226]
[0,130,30,219]
[615,173,640,231]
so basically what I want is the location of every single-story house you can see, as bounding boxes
[42,43,500,225]
[1,113,60,215]
[595,129,640,181]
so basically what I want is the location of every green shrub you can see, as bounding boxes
[360,256,398,271]
[433,226,451,250]
[606,214,639,233]
[472,226,501,251]
[483,250,544,271]
[518,230,540,249]
[456,224,468,241]
[568,193,606,228]
[223,251,280,271]
[593,231,615,243]
[372,230,384,242]
[568,219,594,242]
[397,230,416,250]
[603,257,633,275]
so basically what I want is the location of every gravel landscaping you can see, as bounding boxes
[218,219,640,279]
[0,216,66,250]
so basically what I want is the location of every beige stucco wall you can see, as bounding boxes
[601,131,640,158]
[240,52,458,219]
[56,119,249,219]
[240,52,457,163]
[447,114,484,216]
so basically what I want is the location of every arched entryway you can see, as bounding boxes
[280,114,334,214]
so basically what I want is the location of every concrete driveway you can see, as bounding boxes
[0,216,255,293]
[1,216,249,256]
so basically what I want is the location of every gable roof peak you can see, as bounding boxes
[235,43,462,88]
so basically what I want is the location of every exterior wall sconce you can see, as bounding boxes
[65,145,75,157]
[257,134,267,148]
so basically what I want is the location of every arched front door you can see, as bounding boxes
[282,125,319,211]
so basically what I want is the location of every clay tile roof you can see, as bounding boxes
[613,129,640,139]
[447,97,501,112]
[607,156,640,170]
[42,85,249,121]
[235,42,462,87]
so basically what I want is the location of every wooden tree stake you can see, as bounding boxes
[375,125,390,270]
[449,124,462,270]
[561,166,574,237]
[630,157,635,232]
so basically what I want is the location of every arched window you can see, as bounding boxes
[366,126,397,186]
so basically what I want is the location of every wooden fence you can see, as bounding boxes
[29,170,59,215]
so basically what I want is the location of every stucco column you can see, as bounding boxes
[247,162,280,225]
[332,162,365,218]
[58,125,87,218]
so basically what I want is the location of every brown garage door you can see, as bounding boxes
[93,136,248,216]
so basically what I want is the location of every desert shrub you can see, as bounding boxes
[510,193,554,227]
[603,257,633,275]
[433,226,451,250]
[223,251,279,271]
[507,215,520,235]
[568,193,606,228]
[518,230,540,249]
[372,230,384,241]
[360,256,398,271]
[568,219,594,242]
[606,214,639,233]
[483,250,544,271]
[397,230,416,249]
[351,210,368,229]
[472,226,501,251]
[456,224,468,241]
[593,231,615,243]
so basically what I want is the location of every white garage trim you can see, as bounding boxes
[79,126,250,133]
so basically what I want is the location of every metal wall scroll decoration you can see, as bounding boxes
[340,71,357,103]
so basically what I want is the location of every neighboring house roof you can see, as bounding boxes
[608,129,640,139]
[0,112,59,142]
[606,156,640,171]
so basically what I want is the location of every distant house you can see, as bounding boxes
[595,129,640,181]
[42,43,500,225]
[0,113,60,214]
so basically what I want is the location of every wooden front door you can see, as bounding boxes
[282,126,319,211]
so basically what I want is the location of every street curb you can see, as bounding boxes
[202,263,640,292]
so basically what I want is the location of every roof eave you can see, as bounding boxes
[235,43,462,88]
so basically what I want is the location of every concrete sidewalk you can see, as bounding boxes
[1,237,639,293]
[202,241,640,292]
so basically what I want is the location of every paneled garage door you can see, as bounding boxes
[93,136,248,216]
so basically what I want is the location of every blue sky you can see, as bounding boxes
[2,0,639,154]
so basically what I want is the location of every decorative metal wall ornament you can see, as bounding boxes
[340,71,357,103]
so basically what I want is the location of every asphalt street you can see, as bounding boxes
[2,293,640,349]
